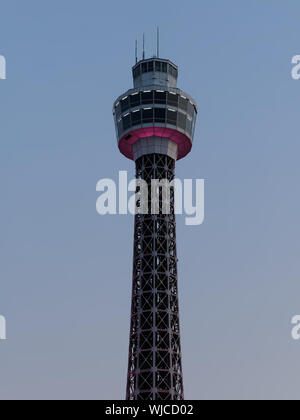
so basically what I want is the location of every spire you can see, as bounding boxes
[135,39,138,64]
[157,26,160,58]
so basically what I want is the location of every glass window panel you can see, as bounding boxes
[154,91,166,104]
[186,118,192,135]
[187,101,194,118]
[141,91,153,105]
[154,108,166,123]
[148,61,154,72]
[167,92,178,107]
[117,120,123,136]
[167,109,177,125]
[178,112,187,130]
[142,62,147,73]
[121,97,130,113]
[122,114,131,131]
[192,119,196,138]
[130,93,141,108]
[155,61,161,72]
[161,62,167,72]
[131,110,142,126]
[178,96,188,112]
[115,103,121,117]
[142,108,154,123]
[169,65,176,78]
[133,66,140,78]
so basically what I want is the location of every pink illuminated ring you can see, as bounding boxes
[118,127,192,161]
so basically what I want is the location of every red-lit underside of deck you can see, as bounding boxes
[118,127,192,161]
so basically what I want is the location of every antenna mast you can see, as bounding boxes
[143,33,145,60]
[135,40,138,64]
[157,26,160,58]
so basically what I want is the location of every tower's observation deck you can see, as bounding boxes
[113,56,197,401]
[113,58,197,161]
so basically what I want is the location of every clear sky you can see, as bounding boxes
[0,0,300,400]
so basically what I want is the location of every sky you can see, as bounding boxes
[0,0,300,400]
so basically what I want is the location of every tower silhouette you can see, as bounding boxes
[113,52,197,400]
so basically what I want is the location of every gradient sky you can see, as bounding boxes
[1,0,300,400]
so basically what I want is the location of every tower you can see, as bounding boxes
[113,53,197,400]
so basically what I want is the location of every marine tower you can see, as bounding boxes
[113,50,197,400]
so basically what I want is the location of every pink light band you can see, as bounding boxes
[118,127,192,161]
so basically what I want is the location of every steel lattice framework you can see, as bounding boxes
[113,54,197,400]
[126,154,184,400]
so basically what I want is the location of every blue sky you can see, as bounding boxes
[0,0,300,400]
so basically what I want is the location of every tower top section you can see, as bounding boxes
[113,52,197,161]
[132,58,178,89]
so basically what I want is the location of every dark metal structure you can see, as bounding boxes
[113,53,197,400]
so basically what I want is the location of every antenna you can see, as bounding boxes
[143,33,145,60]
[135,40,138,64]
[157,26,160,58]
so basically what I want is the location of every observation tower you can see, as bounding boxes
[113,44,197,400]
